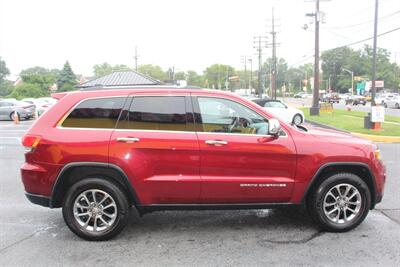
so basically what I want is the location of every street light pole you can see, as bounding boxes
[343,68,354,95]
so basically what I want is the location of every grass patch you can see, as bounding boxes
[301,108,400,136]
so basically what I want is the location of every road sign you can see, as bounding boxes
[375,80,384,88]
[371,106,385,122]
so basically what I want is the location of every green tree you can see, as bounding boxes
[0,57,10,81]
[57,61,77,92]
[0,57,13,96]
[19,66,56,95]
[186,70,204,87]
[93,63,131,77]
[0,80,13,96]
[9,83,45,99]
[138,64,167,81]
[203,64,236,90]
[174,71,186,80]
[262,58,288,94]
[321,45,400,92]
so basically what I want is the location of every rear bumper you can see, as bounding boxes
[25,192,51,207]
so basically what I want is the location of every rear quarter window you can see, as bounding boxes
[61,97,126,129]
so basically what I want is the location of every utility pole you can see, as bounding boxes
[310,0,320,115]
[371,0,379,106]
[270,8,278,100]
[253,36,268,97]
[134,46,139,71]
[248,58,253,92]
[241,56,249,89]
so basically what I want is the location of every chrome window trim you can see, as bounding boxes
[55,126,285,138]
[56,93,288,137]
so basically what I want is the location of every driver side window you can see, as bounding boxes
[196,97,269,135]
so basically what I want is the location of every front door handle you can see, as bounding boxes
[205,140,228,146]
[116,137,140,143]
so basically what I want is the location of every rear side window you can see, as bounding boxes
[62,97,126,128]
[117,96,189,131]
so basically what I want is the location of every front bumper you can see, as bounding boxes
[25,192,51,207]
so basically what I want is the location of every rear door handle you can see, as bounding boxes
[205,140,228,146]
[116,137,140,143]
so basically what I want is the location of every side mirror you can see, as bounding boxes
[268,119,281,136]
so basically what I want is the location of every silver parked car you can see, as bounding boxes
[0,99,35,120]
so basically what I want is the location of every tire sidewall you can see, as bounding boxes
[312,173,371,232]
[62,178,130,241]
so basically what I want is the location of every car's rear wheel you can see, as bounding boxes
[62,178,130,241]
[384,103,388,108]
[292,114,303,125]
[308,173,371,232]
[395,103,399,109]
[9,111,20,121]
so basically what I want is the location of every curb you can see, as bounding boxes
[350,133,400,143]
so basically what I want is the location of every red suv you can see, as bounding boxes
[21,88,386,240]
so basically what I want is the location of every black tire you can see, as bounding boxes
[308,173,371,232]
[62,178,131,241]
[9,112,20,121]
[395,103,399,109]
[383,103,388,108]
[292,114,303,125]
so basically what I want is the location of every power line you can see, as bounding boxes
[332,27,400,48]
[289,27,400,67]
[323,10,400,30]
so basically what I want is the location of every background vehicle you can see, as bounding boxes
[376,93,398,106]
[0,99,35,120]
[384,96,400,109]
[252,98,304,125]
[346,95,366,106]
[21,98,56,116]
[294,92,308,98]
[321,93,340,103]
[21,88,385,240]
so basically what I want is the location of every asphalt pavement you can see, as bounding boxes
[0,120,399,266]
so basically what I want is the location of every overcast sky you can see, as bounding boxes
[0,0,399,77]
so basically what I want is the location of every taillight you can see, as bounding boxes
[22,135,41,153]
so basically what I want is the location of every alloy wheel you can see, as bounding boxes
[322,183,362,224]
[73,189,117,233]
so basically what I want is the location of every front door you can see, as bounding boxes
[193,96,297,203]
[109,95,200,205]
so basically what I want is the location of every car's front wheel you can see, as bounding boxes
[308,173,371,232]
[62,178,131,241]
[292,114,303,125]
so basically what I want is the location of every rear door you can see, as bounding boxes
[109,94,201,205]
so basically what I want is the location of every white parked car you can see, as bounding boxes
[377,93,398,106]
[384,96,400,109]
[252,99,305,125]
